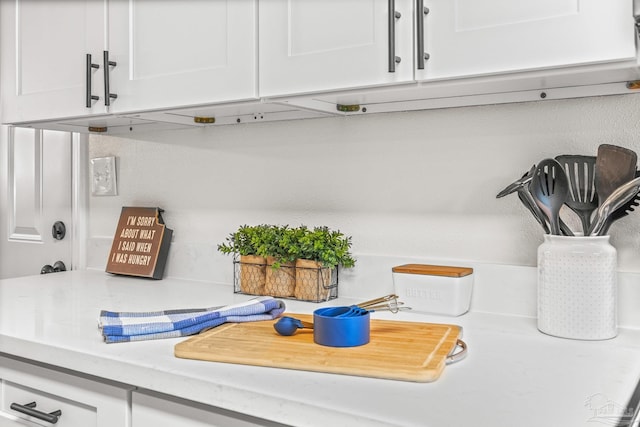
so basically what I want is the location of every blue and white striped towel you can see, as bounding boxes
[99,296,286,343]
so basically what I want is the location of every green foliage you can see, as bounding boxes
[217,224,270,256]
[256,225,299,269]
[297,226,356,269]
[218,224,356,270]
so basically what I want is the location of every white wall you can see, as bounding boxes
[88,93,640,287]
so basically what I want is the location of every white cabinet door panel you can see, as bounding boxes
[418,0,636,80]
[0,0,107,123]
[2,128,73,278]
[108,0,258,113]
[259,0,414,97]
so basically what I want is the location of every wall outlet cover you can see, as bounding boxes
[91,156,118,196]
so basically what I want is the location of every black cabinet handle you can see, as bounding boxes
[85,54,100,108]
[103,50,118,106]
[10,401,62,424]
[387,0,401,72]
[416,0,430,69]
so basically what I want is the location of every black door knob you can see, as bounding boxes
[41,261,66,274]
[41,265,55,274]
[53,261,66,272]
[52,221,66,240]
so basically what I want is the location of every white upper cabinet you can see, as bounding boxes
[1,0,636,127]
[0,0,107,123]
[261,0,637,97]
[107,0,257,114]
[259,0,415,97]
[417,0,637,81]
[1,0,257,124]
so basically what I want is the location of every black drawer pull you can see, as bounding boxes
[387,0,402,72]
[86,54,100,108]
[10,401,62,424]
[102,50,118,106]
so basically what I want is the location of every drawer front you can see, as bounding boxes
[0,355,131,427]
[133,391,288,427]
[2,381,96,427]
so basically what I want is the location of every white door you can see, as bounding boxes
[259,0,414,97]
[417,0,636,81]
[0,127,75,278]
[107,0,258,114]
[0,0,107,123]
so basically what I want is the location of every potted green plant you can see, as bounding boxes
[219,224,356,301]
[259,225,298,298]
[293,226,356,301]
[217,224,269,295]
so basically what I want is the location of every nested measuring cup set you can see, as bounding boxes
[274,294,410,347]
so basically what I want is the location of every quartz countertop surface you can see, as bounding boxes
[0,269,639,426]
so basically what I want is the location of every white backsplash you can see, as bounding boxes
[88,93,640,327]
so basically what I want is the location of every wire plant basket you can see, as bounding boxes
[233,256,338,303]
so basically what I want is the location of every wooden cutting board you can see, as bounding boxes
[175,314,463,382]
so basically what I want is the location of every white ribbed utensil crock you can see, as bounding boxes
[537,235,617,340]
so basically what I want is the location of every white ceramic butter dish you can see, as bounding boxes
[392,264,474,316]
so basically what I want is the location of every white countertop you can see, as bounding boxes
[0,269,639,427]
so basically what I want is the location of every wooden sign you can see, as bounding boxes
[106,207,173,279]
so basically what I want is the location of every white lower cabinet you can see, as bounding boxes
[0,355,287,427]
[0,356,131,427]
[132,390,287,427]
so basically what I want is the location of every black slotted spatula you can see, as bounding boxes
[555,155,598,235]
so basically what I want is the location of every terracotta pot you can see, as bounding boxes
[239,255,266,295]
[265,257,296,297]
[294,259,331,301]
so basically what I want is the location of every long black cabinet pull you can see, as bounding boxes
[387,0,401,72]
[416,0,430,69]
[85,54,100,108]
[10,401,62,424]
[103,50,118,106]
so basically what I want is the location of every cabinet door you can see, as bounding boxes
[132,391,287,427]
[107,0,258,114]
[417,0,636,81]
[1,128,74,279]
[0,1,107,123]
[259,0,414,97]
